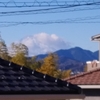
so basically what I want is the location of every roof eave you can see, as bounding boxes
[0,94,85,100]
[78,85,100,89]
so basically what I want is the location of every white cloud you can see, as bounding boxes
[19,33,71,56]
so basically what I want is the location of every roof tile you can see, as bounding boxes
[64,68,100,85]
[0,58,82,94]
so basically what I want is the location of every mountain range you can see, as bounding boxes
[36,47,98,73]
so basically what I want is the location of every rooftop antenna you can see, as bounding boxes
[91,34,100,61]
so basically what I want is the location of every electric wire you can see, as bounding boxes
[0,21,100,28]
[0,15,100,27]
[0,6,99,17]
[0,0,99,8]
[0,1,99,15]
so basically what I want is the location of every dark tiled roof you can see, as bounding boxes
[0,58,82,95]
[64,68,100,85]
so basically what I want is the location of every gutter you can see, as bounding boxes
[78,85,100,89]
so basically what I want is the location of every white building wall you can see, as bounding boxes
[86,60,100,71]
[85,96,100,100]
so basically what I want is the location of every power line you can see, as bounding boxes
[0,6,99,17]
[0,0,99,8]
[0,15,100,27]
[1,14,100,23]
[0,1,99,16]
[0,21,100,28]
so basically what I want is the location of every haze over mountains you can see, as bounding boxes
[36,47,98,72]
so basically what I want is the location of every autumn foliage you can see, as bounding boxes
[0,35,71,79]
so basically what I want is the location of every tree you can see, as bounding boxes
[10,43,29,67]
[10,42,28,57]
[11,52,28,66]
[37,53,60,78]
[84,65,87,72]
[0,35,9,60]
[28,56,42,70]
[60,70,71,79]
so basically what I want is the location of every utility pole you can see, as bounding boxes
[99,41,100,61]
[91,34,100,62]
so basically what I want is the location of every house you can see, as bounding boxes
[64,60,100,100]
[0,58,85,100]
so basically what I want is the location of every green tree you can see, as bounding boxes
[37,53,60,78]
[0,35,9,60]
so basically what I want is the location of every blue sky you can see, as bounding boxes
[0,0,100,55]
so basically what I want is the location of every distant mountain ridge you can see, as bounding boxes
[35,47,98,72]
[55,47,98,62]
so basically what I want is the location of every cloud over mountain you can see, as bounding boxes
[19,33,71,56]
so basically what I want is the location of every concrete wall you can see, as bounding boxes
[86,60,100,71]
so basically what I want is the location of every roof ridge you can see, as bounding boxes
[64,68,100,81]
[0,58,57,82]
